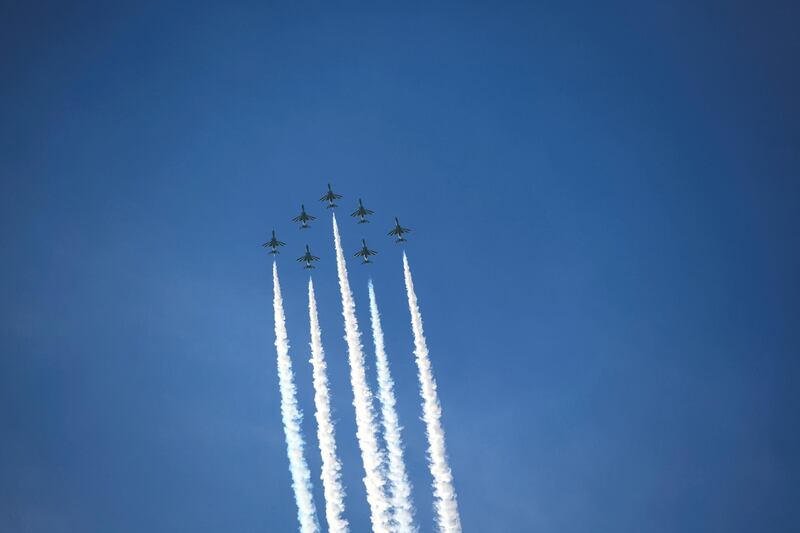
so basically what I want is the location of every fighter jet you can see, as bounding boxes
[350,198,374,223]
[387,217,411,242]
[354,239,377,264]
[320,183,343,208]
[297,245,320,269]
[262,230,286,254]
[292,204,316,229]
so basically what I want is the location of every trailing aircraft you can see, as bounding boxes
[297,245,320,269]
[350,198,374,223]
[320,183,343,208]
[262,230,286,254]
[354,239,378,264]
[292,204,316,229]
[387,217,411,242]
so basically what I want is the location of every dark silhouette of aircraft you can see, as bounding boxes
[350,198,374,223]
[262,230,286,254]
[320,183,343,208]
[292,205,316,228]
[297,245,320,269]
[388,217,411,242]
[354,239,377,264]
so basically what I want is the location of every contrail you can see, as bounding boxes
[307,278,349,533]
[332,214,392,533]
[272,262,320,533]
[368,281,417,533]
[402,253,462,533]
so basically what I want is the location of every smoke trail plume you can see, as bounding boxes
[307,279,349,533]
[332,214,392,533]
[368,281,417,533]
[272,262,320,533]
[402,253,462,533]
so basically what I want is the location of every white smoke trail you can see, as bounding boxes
[272,262,320,533]
[307,278,349,533]
[332,214,392,533]
[368,281,417,533]
[402,253,462,533]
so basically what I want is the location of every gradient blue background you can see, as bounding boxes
[2,2,798,532]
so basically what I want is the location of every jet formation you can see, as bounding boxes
[266,184,412,268]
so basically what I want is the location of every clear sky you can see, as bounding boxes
[1,2,798,532]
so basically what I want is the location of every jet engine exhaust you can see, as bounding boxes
[332,214,392,532]
[402,253,462,533]
[368,280,417,533]
[272,262,320,533]
[308,278,350,533]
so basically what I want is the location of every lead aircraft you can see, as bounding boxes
[320,183,343,208]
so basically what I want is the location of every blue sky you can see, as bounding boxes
[1,2,798,532]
